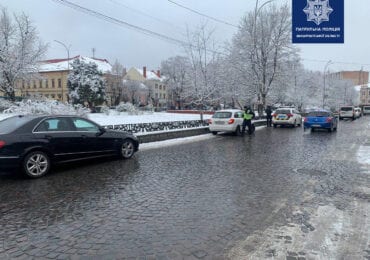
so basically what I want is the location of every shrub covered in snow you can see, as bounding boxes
[0,99,13,112]
[116,102,137,113]
[3,98,90,116]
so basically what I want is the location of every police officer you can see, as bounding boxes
[265,105,273,127]
[242,105,255,135]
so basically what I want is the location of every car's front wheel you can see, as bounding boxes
[23,151,50,178]
[119,139,136,159]
[211,131,218,135]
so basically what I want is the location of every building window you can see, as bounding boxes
[52,79,55,88]
[159,85,162,90]
[27,81,30,89]
[51,94,55,99]
[58,78,62,88]
[33,80,37,89]
[163,86,166,91]
[39,80,43,88]
[163,94,166,99]
[155,93,158,98]
[155,84,158,89]
[57,94,62,100]
[22,80,25,89]
[45,79,49,88]
[45,94,49,98]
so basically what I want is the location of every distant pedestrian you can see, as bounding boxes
[242,105,255,135]
[265,105,273,127]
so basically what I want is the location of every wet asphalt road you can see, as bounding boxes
[0,117,369,259]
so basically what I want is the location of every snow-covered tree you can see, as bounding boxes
[230,3,298,108]
[68,59,106,108]
[122,80,147,106]
[183,24,222,109]
[161,56,188,109]
[0,7,47,100]
[109,59,125,105]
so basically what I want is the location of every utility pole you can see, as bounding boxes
[92,48,96,58]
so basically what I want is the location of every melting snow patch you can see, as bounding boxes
[356,145,370,165]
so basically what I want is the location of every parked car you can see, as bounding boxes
[354,107,362,118]
[272,108,302,128]
[339,106,355,120]
[363,106,370,115]
[208,109,244,135]
[0,115,139,178]
[304,110,338,132]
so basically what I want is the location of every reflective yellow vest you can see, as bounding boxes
[243,110,253,120]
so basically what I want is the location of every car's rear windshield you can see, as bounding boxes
[275,109,290,114]
[307,111,330,117]
[0,116,31,134]
[340,107,353,111]
[364,106,370,110]
[213,112,232,118]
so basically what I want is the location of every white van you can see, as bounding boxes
[339,106,355,120]
[363,106,370,115]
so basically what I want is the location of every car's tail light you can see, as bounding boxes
[287,113,293,118]
[272,113,277,118]
[228,118,235,124]
[0,141,5,149]
[326,117,332,123]
[208,119,212,124]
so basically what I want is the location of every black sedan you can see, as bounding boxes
[0,115,139,178]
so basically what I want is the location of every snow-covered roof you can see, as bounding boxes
[136,68,165,82]
[39,56,112,73]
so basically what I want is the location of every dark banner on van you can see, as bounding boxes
[292,0,344,44]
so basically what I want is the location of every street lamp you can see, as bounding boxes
[54,40,71,102]
[323,60,333,108]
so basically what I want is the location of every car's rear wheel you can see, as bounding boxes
[119,139,135,159]
[234,126,241,136]
[23,151,50,178]
[328,124,334,132]
[211,131,218,135]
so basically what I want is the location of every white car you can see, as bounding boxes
[339,106,355,120]
[208,109,244,135]
[272,108,302,128]
[363,106,370,115]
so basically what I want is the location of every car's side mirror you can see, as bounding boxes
[96,127,106,136]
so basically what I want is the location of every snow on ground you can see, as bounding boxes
[87,112,211,126]
[357,145,370,165]
[0,112,211,125]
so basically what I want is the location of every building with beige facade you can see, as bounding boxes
[328,70,369,106]
[6,56,119,105]
[124,67,167,108]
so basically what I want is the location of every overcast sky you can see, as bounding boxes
[1,0,370,73]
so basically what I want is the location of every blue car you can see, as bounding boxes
[304,110,338,132]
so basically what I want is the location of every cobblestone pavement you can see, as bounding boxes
[0,117,369,259]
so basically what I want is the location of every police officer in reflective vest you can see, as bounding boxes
[242,106,255,135]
